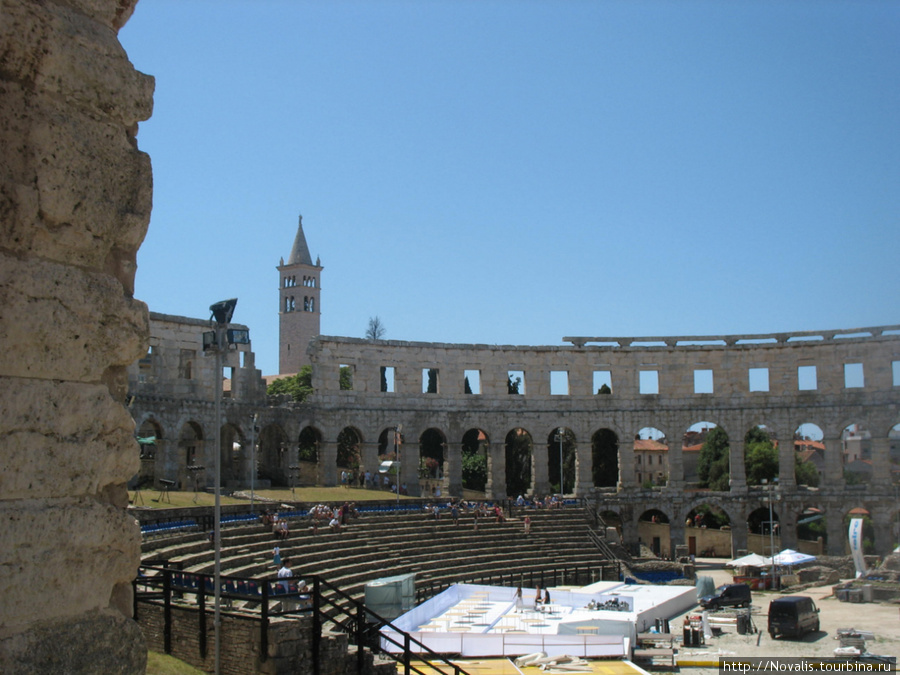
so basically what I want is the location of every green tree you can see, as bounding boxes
[267,365,313,402]
[744,428,778,485]
[461,451,488,492]
[597,383,611,395]
[508,374,521,395]
[339,365,352,390]
[698,427,730,491]
[505,430,532,496]
[794,454,820,487]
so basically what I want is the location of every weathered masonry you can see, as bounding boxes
[306,327,900,555]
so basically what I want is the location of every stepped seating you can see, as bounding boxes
[141,507,606,603]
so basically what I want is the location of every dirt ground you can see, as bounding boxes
[669,559,900,670]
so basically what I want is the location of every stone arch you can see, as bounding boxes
[177,421,204,489]
[685,499,735,558]
[637,508,671,557]
[134,417,163,490]
[633,426,667,488]
[744,424,779,486]
[419,427,447,485]
[298,425,322,486]
[461,428,489,494]
[258,423,289,486]
[747,504,780,557]
[591,428,619,488]
[505,428,533,497]
[686,421,729,491]
[337,426,363,472]
[221,422,245,486]
[841,422,872,486]
[546,427,575,494]
[796,502,827,556]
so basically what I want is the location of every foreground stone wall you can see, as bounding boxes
[0,0,153,672]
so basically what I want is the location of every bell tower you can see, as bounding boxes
[277,215,323,374]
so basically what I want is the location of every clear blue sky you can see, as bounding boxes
[120,1,900,377]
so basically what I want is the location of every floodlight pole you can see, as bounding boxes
[763,478,779,589]
[212,322,224,675]
[394,426,401,508]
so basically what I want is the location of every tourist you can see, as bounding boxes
[364,470,372,489]
[524,515,531,535]
[451,502,459,526]
[273,546,281,567]
[279,519,290,540]
[329,515,341,533]
[543,589,550,605]
[515,587,524,612]
[534,585,542,609]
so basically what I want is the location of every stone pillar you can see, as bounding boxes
[777,437,796,489]
[487,443,506,500]
[618,439,635,489]
[822,438,844,489]
[780,509,798,551]
[668,521,685,561]
[667,440,684,490]
[730,523,748,555]
[446,442,463,497]
[360,441,380,484]
[872,508,892,557]
[728,439,747,492]
[0,0,153,671]
[869,436,891,488]
[574,440,592,496]
[532,439,550,496]
[319,441,338,486]
[826,509,845,556]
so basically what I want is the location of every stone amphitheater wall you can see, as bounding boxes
[0,0,153,671]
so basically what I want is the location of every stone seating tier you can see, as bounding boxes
[141,508,605,602]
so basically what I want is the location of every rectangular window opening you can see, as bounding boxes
[748,367,770,392]
[464,369,481,395]
[508,370,525,395]
[550,370,569,395]
[380,366,395,393]
[422,368,439,394]
[694,369,714,394]
[798,365,817,391]
[339,364,353,390]
[593,370,612,395]
[843,362,864,389]
[639,370,659,395]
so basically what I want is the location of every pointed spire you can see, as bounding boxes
[287,214,314,266]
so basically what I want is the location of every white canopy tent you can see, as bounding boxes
[725,553,771,568]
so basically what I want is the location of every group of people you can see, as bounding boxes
[308,501,358,534]
[515,493,566,510]
[513,586,551,612]
[338,468,408,494]
[261,510,291,540]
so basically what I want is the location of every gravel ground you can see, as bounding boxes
[667,560,900,671]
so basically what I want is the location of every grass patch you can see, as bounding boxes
[130,486,417,509]
[146,651,204,675]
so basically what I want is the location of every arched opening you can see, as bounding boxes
[221,423,244,486]
[419,428,446,496]
[687,422,729,491]
[461,428,489,494]
[794,423,825,485]
[547,427,575,495]
[378,427,405,492]
[258,424,289,486]
[505,428,532,497]
[591,428,618,488]
[685,503,732,558]
[337,426,362,475]
[745,425,778,486]
[638,508,670,557]
[134,418,162,490]
[842,423,872,486]
[634,427,667,488]
[844,507,875,555]
[298,426,322,486]
[178,421,203,489]
[796,505,827,555]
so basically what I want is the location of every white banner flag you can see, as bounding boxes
[848,517,867,578]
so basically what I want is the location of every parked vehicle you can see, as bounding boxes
[768,595,819,639]
[699,583,752,610]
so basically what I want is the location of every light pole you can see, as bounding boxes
[554,428,565,496]
[762,478,779,588]
[202,298,247,675]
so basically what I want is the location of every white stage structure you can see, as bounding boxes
[381,581,697,658]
